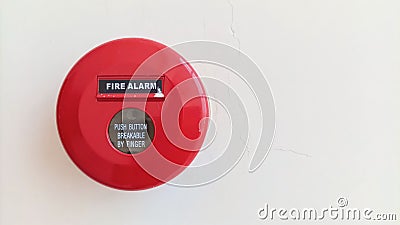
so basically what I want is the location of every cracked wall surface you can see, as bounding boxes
[1,0,400,225]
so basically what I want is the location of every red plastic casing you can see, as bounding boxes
[56,38,209,190]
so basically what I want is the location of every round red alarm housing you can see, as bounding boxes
[57,38,209,190]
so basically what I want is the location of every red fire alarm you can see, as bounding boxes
[57,38,209,190]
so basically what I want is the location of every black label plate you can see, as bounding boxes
[99,80,162,94]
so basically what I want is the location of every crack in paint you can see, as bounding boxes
[228,0,241,49]
[271,147,312,158]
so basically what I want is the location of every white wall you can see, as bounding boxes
[1,0,400,224]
